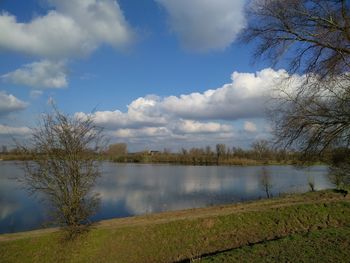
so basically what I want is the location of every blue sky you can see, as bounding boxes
[0,0,291,151]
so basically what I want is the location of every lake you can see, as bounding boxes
[0,161,333,234]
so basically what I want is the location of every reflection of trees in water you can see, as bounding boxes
[260,167,273,199]
[328,149,350,193]
[306,167,316,192]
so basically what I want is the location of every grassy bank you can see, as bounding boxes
[201,226,350,262]
[0,191,349,262]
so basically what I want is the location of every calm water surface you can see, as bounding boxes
[0,161,333,234]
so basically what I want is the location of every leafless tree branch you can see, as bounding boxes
[17,107,104,238]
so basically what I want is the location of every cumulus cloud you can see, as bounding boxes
[0,0,134,58]
[76,68,297,148]
[79,68,289,130]
[76,96,168,129]
[0,91,28,114]
[114,127,172,138]
[0,124,31,135]
[161,68,289,120]
[112,121,233,139]
[156,0,246,51]
[2,60,68,89]
[244,121,257,133]
[173,120,232,134]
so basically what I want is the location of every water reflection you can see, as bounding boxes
[0,179,20,221]
[0,200,19,220]
[94,163,332,219]
[0,162,48,233]
[0,162,333,234]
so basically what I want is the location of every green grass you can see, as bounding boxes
[200,226,350,262]
[0,191,349,262]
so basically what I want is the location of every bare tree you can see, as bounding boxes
[307,175,316,192]
[1,145,8,154]
[106,143,127,156]
[271,75,350,155]
[251,139,271,160]
[216,144,226,164]
[18,108,104,237]
[328,148,350,192]
[241,0,350,158]
[242,0,350,78]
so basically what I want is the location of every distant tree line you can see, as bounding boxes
[3,140,342,166]
[101,140,323,166]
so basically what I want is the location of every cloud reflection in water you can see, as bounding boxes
[0,162,332,233]
[95,163,332,218]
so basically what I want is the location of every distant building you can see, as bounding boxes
[148,150,160,156]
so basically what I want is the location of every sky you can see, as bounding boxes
[0,0,292,151]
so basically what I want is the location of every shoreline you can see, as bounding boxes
[0,157,325,167]
[1,190,349,262]
[0,189,347,241]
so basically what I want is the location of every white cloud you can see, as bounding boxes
[114,127,172,138]
[76,68,297,149]
[156,0,246,51]
[2,60,68,89]
[0,0,134,58]
[244,121,257,133]
[173,120,232,134]
[0,91,28,114]
[161,68,289,120]
[79,68,289,130]
[0,124,31,135]
[112,120,233,139]
[76,96,168,129]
